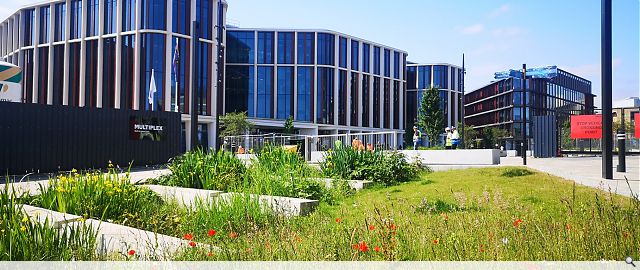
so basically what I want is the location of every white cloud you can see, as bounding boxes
[459,24,485,35]
[488,4,511,19]
[562,58,622,78]
[491,27,523,37]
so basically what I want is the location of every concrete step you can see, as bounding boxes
[19,204,83,228]
[144,184,223,207]
[217,192,319,217]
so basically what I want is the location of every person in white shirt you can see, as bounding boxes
[450,126,460,149]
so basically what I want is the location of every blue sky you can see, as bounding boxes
[2,0,638,105]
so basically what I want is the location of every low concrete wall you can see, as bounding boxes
[400,149,501,165]
[309,151,326,163]
[218,193,319,217]
[145,185,223,207]
[312,178,373,191]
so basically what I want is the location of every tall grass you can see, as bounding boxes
[0,184,97,260]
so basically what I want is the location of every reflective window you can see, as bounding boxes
[350,72,359,126]
[433,65,448,89]
[418,65,431,89]
[170,37,189,113]
[383,79,390,128]
[317,67,334,124]
[104,0,117,34]
[317,33,334,66]
[361,75,370,126]
[439,90,448,122]
[277,67,294,119]
[120,35,135,109]
[103,37,117,108]
[277,32,294,64]
[70,0,82,39]
[86,0,99,36]
[406,66,417,89]
[256,66,273,118]
[54,3,65,41]
[350,40,359,71]
[196,41,211,115]
[122,0,136,32]
[21,49,33,103]
[296,66,313,122]
[226,31,254,64]
[362,43,370,73]
[372,77,380,127]
[338,70,347,125]
[339,37,347,68]
[37,48,48,104]
[141,0,166,30]
[297,32,314,64]
[257,31,274,64]
[196,0,212,39]
[68,43,80,106]
[52,45,64,105]
[225,65,254,115]
[373,46,380,75]
[172,0,190,35]
[22,9,35,46]
[393,81,400,129]
[383,49,390,77]
[39,6,50,43]
[139,33,165,111]
[85,40,99,107]
[393,52,400,79]
[450,66,456,91]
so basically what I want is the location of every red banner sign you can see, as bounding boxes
[570,115,602,139]
[635,121,640,139]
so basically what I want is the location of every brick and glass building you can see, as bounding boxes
[0,0,228,150]
[224,28,408,140]
[464,66,594,150]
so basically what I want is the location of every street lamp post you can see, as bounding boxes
[522,64,527,165]
[190,21,200,151]
[601,0,613,179]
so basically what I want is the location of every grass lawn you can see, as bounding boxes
[179,167,639,261]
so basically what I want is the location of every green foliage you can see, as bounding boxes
[219,111,254,137]
[460,123,479,149]
[321,146,421,185]
[417,87,444,145]
[283,115,295,134]
[500,167,534,177]
[482,127,508,148]
[415,198,461,214]
[1,184,97,260]
[152,149,247,191]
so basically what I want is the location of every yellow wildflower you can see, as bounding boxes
[21,216,28,223]
[20,226,26,232]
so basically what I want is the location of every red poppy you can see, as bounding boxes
[352,244,359,250]
[479,244,485,252]
[374,246,381,252]
[184,233,194,241]
[565,224,571,230]
[208,229,217,237]
[128,249,135,256]
[207,252,214,257]
[390,224,397,230]
[368,225,376,231]
[358,241,368,252]
[230,232,238,239]
[335,218,342,223]
[189,241,196,247]
[433,239,439,245]
[513,219,523,227]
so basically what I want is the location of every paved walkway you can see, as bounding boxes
[500,156,639,197]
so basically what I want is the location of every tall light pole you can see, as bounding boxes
[522,64,527,165]
[461,53,466,148]
[601,0,613,179]
[190,21,200,151]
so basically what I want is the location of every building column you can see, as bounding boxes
[273,31,278,119]
[114,0,122,109]
[62,0,71,106]
[32,8,40,104]
[333,35,339,126]
[345,38,351,127]
[133,0,142,110]
[292,32,298,120]
[164,0,172,112]
[96,0,104,107]
[47,3,55,105]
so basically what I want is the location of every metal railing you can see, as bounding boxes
[222,133,308,154]
[303,131,399,161]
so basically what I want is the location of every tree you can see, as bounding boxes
[482,127,508,149]
[417,87,444,146]
[459,123,479,149]
[219,111,253,137]
[283,115,295,134]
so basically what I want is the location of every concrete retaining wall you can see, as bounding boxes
[400,149,501,165]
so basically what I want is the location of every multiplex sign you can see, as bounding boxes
[0,62,22,102]
[129,116,166,141]
[570,115,602,139]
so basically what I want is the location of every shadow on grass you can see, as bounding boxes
[414,198,482,214]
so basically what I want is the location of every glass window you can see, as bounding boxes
[104,0,117,34]
[339,37,347,68]
[418,65,431,89]
[433,65,448,89]
[451,67,456,91]
[196,0,212,39]
[68,44,80,106]
[54,3,66,41]
[85,40,99,107]
[139,33,165,111]
[362,43,370,73]
[393,52,400,79]
[22,9,35,46]
[317,67,334,124]
[361,75,370,127]
[383,49,390,77]
[225,65,254,115]
[393,81,400,129]
[296,66,313,122]
[350,72,359,126]
[297,32,314,64]
[122,0,136,32]
[277,67,294,119]
[52,45,64,105]
[277,32,294,64]
[317,33,334,66]
[197,124,209,149]
[373,46,380,75]
[196,41,211,115]
[21,49,34,103]
[338,70,347,125]
[372,77,380,127]
[120,35,135,109]
[37,48,48,104]
[141,0,166,30]
[351,40,359,71]
[86,0,99,36]
[407,66,417,89]
[172,0,190,35]
[257,31,274,64]
[70,0,82,39]
[170,37,189,113]
[383,79,390,128]
[39,6,50,43]
[256,66,273,118]
[102,37,117,108]
[226,31,254,64]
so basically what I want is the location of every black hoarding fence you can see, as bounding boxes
[532,115,557,158]
[0,102,181,175]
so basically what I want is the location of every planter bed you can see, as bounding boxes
[144,184,223,207]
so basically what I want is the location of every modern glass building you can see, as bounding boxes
[405,63,464,134]
[464,66,594,150]
[0,0,228,151]
[224,28,408,139]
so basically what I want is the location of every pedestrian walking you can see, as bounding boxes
[412,126,422,150]
[451,126,460,149]
[445,127,452,150]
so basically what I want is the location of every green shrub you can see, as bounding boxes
[0,184,97,260]
[501,167,534,178]
[253,145,317,178]
[321,146,420,185]
[152,149,247,191]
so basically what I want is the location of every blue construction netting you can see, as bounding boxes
[494,65,558,79]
